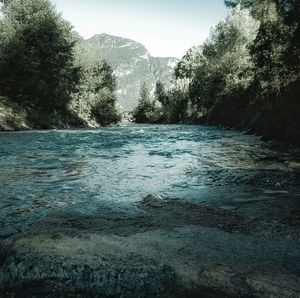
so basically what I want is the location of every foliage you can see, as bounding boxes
[157,0,300,144]
[159,5,258,125]
[191,6,259,124]
[174,46,204,80]
[91,90,121,126]
[0,0,11,6]
[69,48,121,126]
[133,82,156,123]
[133,78,192,124]
[154,80,168,106]
[0,0,121,128]
[162,79,190,123]
[0,0,80,113]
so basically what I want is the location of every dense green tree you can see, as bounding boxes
[174,46,204,80]
[187,5,259,124]
[224,0,253,9]
[69,54,121,126]
[161,0,300,143]
[223,0,300,141]
[224,0,300,84]
[251,1,299,96]
[91,90,121,126]
[133,82,155,123]
[165,79,190,123]
[0,0,121,127]
[0,0,80,112]
[129,0,299,143]
[87,61,117,94]
[154,80,168,106]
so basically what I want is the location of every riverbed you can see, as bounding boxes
[0,124,300,297]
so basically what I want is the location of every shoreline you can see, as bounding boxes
[1,98,299,149]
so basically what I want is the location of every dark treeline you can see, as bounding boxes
[134,0,300,145]
[0,0,121,128]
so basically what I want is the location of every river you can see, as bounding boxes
[0,124,300,238]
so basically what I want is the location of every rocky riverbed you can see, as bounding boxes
[0,125,300,297]
[1,193,299,298]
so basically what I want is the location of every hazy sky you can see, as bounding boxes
[50,0,228,58]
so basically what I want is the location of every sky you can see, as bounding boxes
[50,0,228,58]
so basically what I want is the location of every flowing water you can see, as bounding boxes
[1,124,300,238]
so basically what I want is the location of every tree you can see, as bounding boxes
[154,80,168,106]
[174,46,204,80]
[0,0,80,112]
[166,78,190,123]
[168,0,300,142]
[69,52,121,126]
[133,82,154,123]
[88,61,117,94]
[91,90,121,126]
[188,5,259,124]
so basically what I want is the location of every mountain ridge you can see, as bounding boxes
[84,33,178,111]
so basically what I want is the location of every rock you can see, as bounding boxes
[263,189,289,195]
[288,162,300,171]
[0,121,14,131]
[220,206,237,211]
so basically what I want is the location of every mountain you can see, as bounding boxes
[84,33,178,111]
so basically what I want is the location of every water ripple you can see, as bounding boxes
[0,124,300,238]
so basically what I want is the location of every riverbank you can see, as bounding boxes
[201,97,300,147]
[0,97,31,131]
[0,192,299,297]
[1,95,299,150]
[0,97,101,132]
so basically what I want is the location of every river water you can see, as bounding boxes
[0,124,300,238]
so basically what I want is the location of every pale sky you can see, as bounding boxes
[50,0,228,58]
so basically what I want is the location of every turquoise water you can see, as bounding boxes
[1,124,299,237]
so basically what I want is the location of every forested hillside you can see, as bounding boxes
[134,0,300,145]
[0,0,121,130]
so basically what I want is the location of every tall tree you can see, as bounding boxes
[133,82,154,123]
[0,0,80,112]
[70,55,121,126]
[188,5,259,124]
[154,80,168,106]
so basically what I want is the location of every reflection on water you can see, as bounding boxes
[0,124,300,237]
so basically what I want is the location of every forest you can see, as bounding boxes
[134,0,300,145]
[0,0,121,129]
[0,0,299,145]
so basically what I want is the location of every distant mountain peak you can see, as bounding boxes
[87,33,147,51]
[84,33,178,110]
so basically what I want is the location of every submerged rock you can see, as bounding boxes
[1,196,300,297]
[288,162,300,171]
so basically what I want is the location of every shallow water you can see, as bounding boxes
[0,124,300,237]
